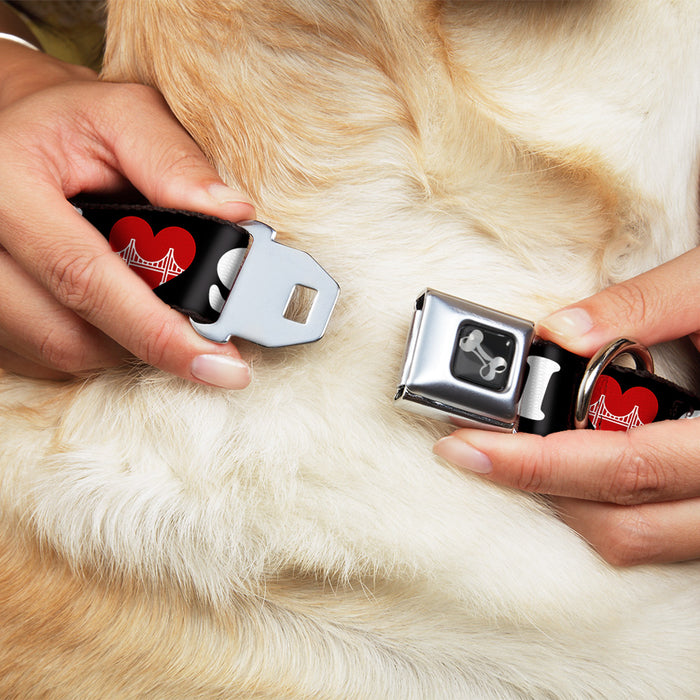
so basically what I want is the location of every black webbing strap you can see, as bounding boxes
[519,339,700,434]
[75,201,249,324]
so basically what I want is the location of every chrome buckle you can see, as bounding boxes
[191,221,340,347]
[395,289,535,432]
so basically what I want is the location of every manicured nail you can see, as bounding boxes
[433,436,493,474]
[190,354,250,389]
[208,183,252,207]
[538,307,594,341]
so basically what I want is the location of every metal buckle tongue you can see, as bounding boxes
[191,221,339,347]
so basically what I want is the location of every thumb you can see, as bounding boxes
[103,84,255,222]
[536,246,700,355]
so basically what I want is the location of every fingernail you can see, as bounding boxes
[190,354,250,389]
[208,183,252,207]
[539,307,594,341]
[433,436,492,474]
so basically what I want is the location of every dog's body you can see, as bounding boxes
[1,1,699,696]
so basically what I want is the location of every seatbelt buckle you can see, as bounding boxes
[394,289,690,435]
[395,289,535,432]
[190,221,340,347]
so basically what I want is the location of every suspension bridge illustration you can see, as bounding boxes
[116,239,187,287]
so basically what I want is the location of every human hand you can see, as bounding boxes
[0,39,255,387]
[434,246,700,566]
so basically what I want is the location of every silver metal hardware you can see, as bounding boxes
[395,289,535,432]
[191,221,339,347]
[574,338,653,429]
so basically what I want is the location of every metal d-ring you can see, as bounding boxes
[574,338,654,429]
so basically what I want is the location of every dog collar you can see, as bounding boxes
[396,289,700,434]
[75,202,339,347]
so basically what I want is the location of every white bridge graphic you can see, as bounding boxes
[116,239,185,286]
[588,394,644,431]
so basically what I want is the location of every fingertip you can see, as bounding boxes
[433,435,493,474]
[206,182,255,211]
[189,352,251,390]
[153,180,255,223]
[535,305,624,357]
[536,307,598,355]
[537,247,700,353]
[139,310,253,390]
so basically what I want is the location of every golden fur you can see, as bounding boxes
[1,0,699,696]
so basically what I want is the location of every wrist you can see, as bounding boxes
[0,42,96,110]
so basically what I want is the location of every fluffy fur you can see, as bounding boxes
[1,0,699,696]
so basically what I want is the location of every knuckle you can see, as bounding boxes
[149,145,214,210]
[47,250,108,318]
[133,312,179,369]
[603,280,650,328]
[603,435,667,505]
[513,441,550,492]
[154,147,206,186]
[595,507,660,567]
[37,327,88,374]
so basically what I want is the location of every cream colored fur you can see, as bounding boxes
[1,0,699,696]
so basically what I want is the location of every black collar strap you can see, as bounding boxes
[74,201,339,347]
[396,289,700,435]
[71,209,698,434]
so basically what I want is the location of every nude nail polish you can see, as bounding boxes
[190,354,250,389]
[538,308,594,341]
[208,183,252,206]
[433,436,493,474]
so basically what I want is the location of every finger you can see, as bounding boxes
[0,84,253,389]
[81,82,256,221]
[0,80,255,220]
[433,418,700,505]
[0,346,73,380]
[535,246,700,356]
[553,496,700,566]
[1,192,251,388]
[0,250,126,372]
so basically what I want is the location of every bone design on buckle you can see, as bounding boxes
[395,289,700,435]
[75,202,339,348]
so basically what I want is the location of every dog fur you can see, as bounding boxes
[1,0,699,696]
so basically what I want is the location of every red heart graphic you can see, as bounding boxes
[108,216,196,289]
[588,375,658,431]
